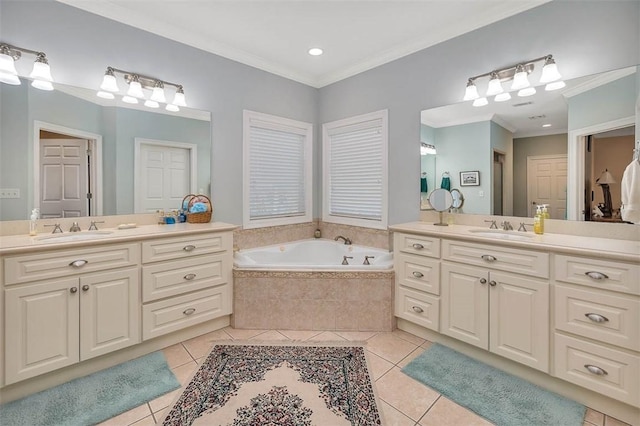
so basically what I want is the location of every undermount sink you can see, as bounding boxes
[468,229,534,241]
[35,231,114,243]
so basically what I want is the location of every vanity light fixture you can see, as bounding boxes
[420,142,437,155]
[463,54,564,107]
[0,43,54,90]
[97,66,187,111]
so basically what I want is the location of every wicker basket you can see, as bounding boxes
[182,194,213,223]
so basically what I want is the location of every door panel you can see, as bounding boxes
[527,155,567,219]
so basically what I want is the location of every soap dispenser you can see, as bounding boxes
[533,206,544,235]
[29,208,39,236]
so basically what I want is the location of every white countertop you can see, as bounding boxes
[390,222,640,262]
[0,222,238,255]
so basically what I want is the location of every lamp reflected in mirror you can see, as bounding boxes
[596,169,616,217]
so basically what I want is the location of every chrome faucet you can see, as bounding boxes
[500,221,513,231]
[334,235,352,245]
[342,255,354,265]
[484,220,498,229]
[518,222,534,232]
[44,223,63,234]
[363,255,375,265]
[88,221,104,231]
[69,222,81,232]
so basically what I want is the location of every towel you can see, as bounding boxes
[621,160,640,224]
[189,202,208,213]
[441,176,451,191]
[420,177,428,193]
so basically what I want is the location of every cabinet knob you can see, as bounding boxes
[412,243,424,250]
[70,287,78,293]
[489,280,497,287]
[69,259,88,268]
[585,313,609,323]
[479,278,487,284]
[183,245,196,252]
[585,271,608,281]
[82,285,90,291]
[183,308,196,316]
[412,271,424,278]
[481,255,497,262]
[184,273,197,281]
[584,364,608,376]
[411,306,424,313]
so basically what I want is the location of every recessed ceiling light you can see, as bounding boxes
[308,48,323,56]
[542,124,552,128]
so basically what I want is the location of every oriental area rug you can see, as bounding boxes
[162,342,382,426]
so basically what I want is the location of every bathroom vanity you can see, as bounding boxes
[391,221,639,422]
[0,221,235,400]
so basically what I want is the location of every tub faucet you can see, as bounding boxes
[335,235,352,245]
[363,255,375,265]
[342,256,354,265]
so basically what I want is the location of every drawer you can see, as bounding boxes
[442,239,549,278]
[4,243,139,285]
[395,252,440,295]
[142,253,229,302]
[554,255,639,296]
[142,232,231,264]
[394,233,440,258]
[395,287,439,331]
[555,284,640,351]
[554,333,639,406]
[142,286,230,340]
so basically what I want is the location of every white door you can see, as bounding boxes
[40,139,88,218]
[135,140,197,213]
[527,155,567,219]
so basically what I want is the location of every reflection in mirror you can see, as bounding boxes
[0,78,212,221]
[420,66,638,223]
[420,142,437,209]
[451,188,464,209]
[428,188,453,226]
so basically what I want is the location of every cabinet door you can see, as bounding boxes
[489,271,549,372]
[5,277,80,384]
[441,262,489,349]
[80,267,140,360]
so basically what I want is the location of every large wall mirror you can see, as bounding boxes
[420,65,638,223]
[0,78,211,221]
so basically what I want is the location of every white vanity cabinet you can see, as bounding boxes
[441,240,550,372]
[3,244,140,384]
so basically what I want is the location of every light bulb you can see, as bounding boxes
[31,80,54,91]
[172,87,187,107]
[511,64,530,90]
[517,87,536,97]
[0,51,18,75]
[540,56,562,83]
[127,77,145,99]
[165,104,180,112]
[545,81,566,91]
[463,80,479,101]
[100,68,119,92]
[122,95,138,104]
[29,55,53,82]
[486,73,503,96]
[97,91,115,99]
[0,70,21,85]
[144,99,159,108]
[494,92,511,102]
[472,97,488,107]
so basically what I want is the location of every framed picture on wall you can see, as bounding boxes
[460,171,480,186]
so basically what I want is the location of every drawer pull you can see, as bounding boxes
[481,255,497,262]
[585,271,608,280]
[584,364,608,376]
[412,306,424,314]
[585,313,609,323]
[480,278,487,284]
[82,285,90,292]
[412,271,424,278]
[184,273,197,281]
[183,308,196,316]
[183,245,196,252]
[70,287,78,294]
[412,243,424,250]
[69,259,88,268]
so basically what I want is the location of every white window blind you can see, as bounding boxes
[243,110,312,228]
[323,110,388,229]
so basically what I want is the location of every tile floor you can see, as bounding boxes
[96,327,631,426]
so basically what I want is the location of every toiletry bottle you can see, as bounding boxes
[314,229,321,238]
[157,209,165,225]
[29,208,39,236]
[541,205,550,220]
[533,206,544,235]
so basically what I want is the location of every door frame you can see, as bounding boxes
[567,116,634,221]
[33,121,103,216]
[526,154,567,218]
[133,138,198,213]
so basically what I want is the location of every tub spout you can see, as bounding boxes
[335,235,352,245]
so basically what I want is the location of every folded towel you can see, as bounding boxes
[189,202,208,213]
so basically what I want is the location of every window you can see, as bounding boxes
[322,110,388,229]
[243,110,313,229]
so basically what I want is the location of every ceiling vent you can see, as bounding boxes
[512,101,533,107]
[528,114,546,120]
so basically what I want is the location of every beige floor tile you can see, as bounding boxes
[584,408,605,426]
[366,351,395,380]
[378,400,416,426]
[130,415,157,426]
[307,331,347,341]
[398,346,426,368]
[419,396,492,426]
[250,330,290,341]
[335,331,378,341]
[148,361,198,413]
[223,327,267,340]
[376,367,439,421]
[182,329,232,359]
[367,332,419,364]
[605,416,631,426]
[277,329,322,340]
[162,343,193,368]
[392,329,427,346]
[96,403,151,426]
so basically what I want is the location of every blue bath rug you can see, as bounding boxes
[402,343,586,426]
[0,351,180,426]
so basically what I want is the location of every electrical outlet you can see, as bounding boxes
[478,190,484,197]
[0,188,20,199]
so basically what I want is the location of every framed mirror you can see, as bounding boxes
[428,188,453,226]
[451,189,464,209]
